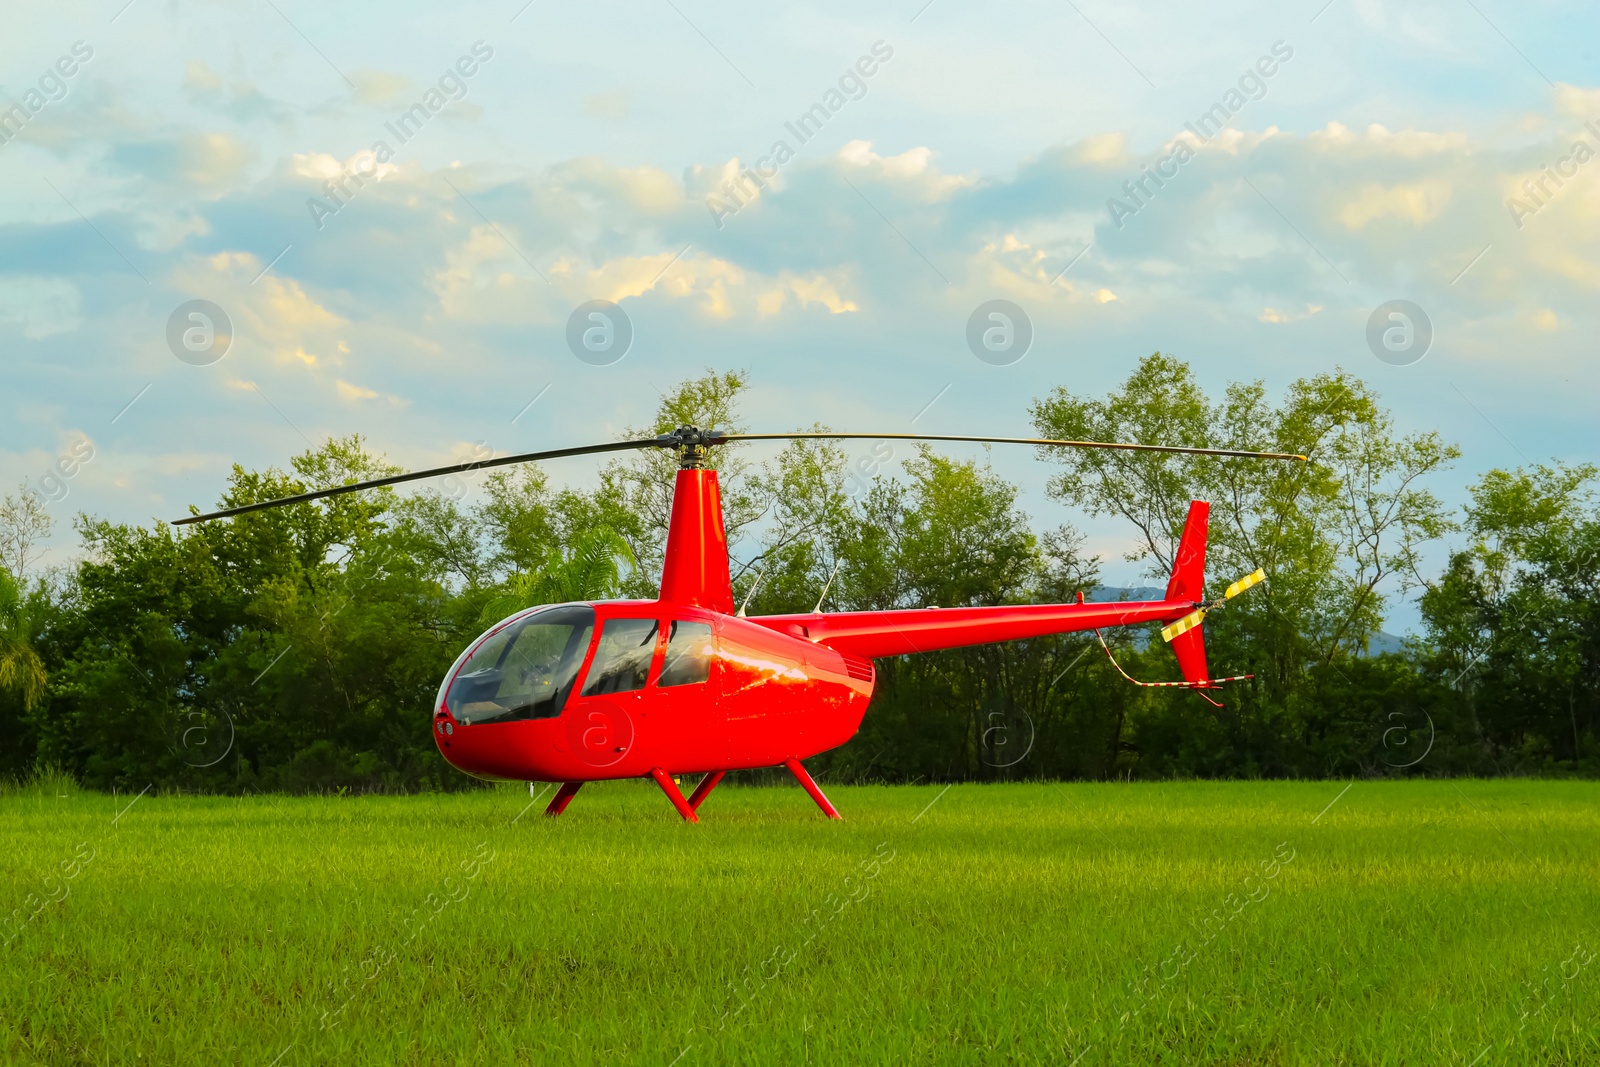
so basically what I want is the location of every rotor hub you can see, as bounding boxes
[659,424,723,469]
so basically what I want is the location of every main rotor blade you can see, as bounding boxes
[715,432,1309,462]
[171,437,664,526]
[172,428,1305,527]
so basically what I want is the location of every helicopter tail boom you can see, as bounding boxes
[751,499,1232,689]
[751,597,1198,660]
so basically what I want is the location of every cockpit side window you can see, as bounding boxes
[658,620,714,687]
[580,618,660,696]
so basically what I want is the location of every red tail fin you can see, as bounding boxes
[1165,500,1210,685]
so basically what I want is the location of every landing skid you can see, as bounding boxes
[650,767,700,822]
[784,757,842,819]
[545,763,838,822]
[545,781,582,817]
[687,770,725,812]
[541,772,722,822]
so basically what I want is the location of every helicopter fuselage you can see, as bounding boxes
[432,600,874,783]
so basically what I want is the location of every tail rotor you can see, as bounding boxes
[1096,500,1269,707]
[1159,567,1266,644]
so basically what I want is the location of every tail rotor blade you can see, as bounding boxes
[1163,568,1266,642]
[1223,568,1266,600]
[1160,608,1208,643]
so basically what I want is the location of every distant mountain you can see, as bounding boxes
[1358,631,1408,658]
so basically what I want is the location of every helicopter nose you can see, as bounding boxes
[433,712,560,781]
[433,714,456,741]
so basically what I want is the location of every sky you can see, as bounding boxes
[3,0,1598,633]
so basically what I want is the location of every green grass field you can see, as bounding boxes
[3,778,1597,1065]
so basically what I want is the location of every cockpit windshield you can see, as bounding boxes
[444,605,595,725]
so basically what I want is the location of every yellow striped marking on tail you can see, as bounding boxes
[1161,608,1207,643]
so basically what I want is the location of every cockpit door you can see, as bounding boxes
[651,618,723,764]
[562,617,663,769]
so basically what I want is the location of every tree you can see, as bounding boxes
[588,370,757,596]
[0,485,53,580]
[477,527,636,626]
[392,490,486,590]
[571,370,863,607]
[0,567,46,712]
[1420,463,1600,769]
[815,447,1106,782]
[42,437,469,792]
[475,466,561,578]
[1030,354,1458,689]
[735,434,853,614]
[0,490,54,777]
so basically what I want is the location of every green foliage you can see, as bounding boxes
[477,526,637,626]
[805,447,1110,783]
[595,369,761,595]
[0,567,47,711]
[1031,353,1459,689]
[33,437,473,793]
[1418,462,1600,772]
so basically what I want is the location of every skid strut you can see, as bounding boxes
[545,781,583,817]
[687,770,725,812]
[783,757,841,819]
[650,768,700,823]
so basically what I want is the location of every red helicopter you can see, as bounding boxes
[176,426,1303,821]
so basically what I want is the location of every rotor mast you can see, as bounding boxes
[658,426,734,612]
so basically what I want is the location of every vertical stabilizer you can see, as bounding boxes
[1165,500,1211,684]
[658,468,735,612]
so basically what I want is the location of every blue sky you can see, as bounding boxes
[3,0,1598,631]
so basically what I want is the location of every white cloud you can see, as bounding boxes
[336,379,379,401]
[836,140,973,199]
[1337,180,1453,228]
